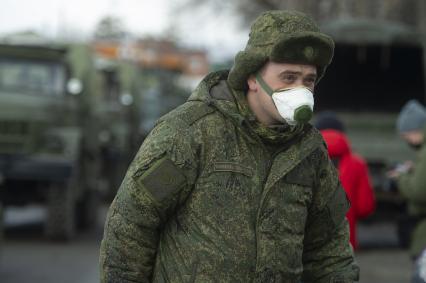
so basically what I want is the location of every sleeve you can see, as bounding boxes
[302,147,360,283]
[398,147,426,202]
[99,120,199,283]
[353,157,376,218]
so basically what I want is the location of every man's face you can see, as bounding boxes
[401,130,424,149]
[247,61,317,125]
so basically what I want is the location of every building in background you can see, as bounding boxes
[92,36,210,141]
[92,38,209,90]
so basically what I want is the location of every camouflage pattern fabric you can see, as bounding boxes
[100,71,359,282]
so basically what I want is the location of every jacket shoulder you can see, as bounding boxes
[303,126,332,169]
[157,101,219,130]
[131,102,215,177]
[303,125,328,153]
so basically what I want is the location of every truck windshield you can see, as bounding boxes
[0,58,66,96]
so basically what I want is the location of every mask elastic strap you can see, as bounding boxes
[255,73,274,96]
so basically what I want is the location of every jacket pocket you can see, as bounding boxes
[195,161,256,206]
[212,161,254,177]
[209,162,254,193]
[285,165,314,188]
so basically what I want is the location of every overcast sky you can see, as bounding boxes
[0,0,248,61]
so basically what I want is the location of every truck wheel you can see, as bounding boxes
[45,181,75,240]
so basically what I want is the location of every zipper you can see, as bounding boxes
[254,144,275,272]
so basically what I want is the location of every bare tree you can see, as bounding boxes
[175,0,424,30]
[93,16,127,41]
[174,0,278,27]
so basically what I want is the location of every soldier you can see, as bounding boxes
[100,10,359,282]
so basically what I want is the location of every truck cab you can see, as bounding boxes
[0,36,102,240]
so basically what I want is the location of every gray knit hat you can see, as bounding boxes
[227,10,334,91]
[397,99,426,133]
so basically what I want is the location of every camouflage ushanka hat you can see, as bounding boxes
[228,10,335,90]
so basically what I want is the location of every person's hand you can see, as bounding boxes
[387,161,413,179]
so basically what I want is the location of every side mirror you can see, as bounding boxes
[66,78,83,95]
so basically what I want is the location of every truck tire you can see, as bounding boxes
[45,181,76,241]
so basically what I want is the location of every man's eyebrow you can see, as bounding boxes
[305,73,317,78]
[278,70,317,77]
[279,70,302,76]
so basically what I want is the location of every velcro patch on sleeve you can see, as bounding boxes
[134,157,187,202]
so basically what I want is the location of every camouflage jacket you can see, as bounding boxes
[100,71,359,282]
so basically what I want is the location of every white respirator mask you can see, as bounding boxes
[256,73,314,125]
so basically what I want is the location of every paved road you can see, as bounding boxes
[357,249,412,283]
[356,221,413,283]
[0,206,414,283]
[0,205,103,283]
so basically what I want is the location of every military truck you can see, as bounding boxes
[0,38,104,240]
[138,68,189,139]
[93,56,143,199]
[316,19,426,246]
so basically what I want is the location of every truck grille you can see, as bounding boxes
[0,120,29,136]
[0,120,30,154]
[0,141,25,153]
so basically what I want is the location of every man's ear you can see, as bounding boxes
[247,74,258,92]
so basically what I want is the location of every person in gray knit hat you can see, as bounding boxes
[390,99,426,283]
[100,10,359,283]
[397,99,426,149]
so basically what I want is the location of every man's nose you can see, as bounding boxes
[294,79,314,91]
[291,79,305,88]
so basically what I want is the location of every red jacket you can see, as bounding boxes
[321,129,376,250]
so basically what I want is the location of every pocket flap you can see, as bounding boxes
[213,162,254,177]
[285,167,313,187]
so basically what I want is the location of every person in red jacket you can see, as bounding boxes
[315,112,376,250]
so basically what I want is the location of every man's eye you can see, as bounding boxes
[304,78,316,85]
[283,75,296,82]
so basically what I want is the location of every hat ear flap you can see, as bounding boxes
[228,51,268,91]
[316,66,327,83]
